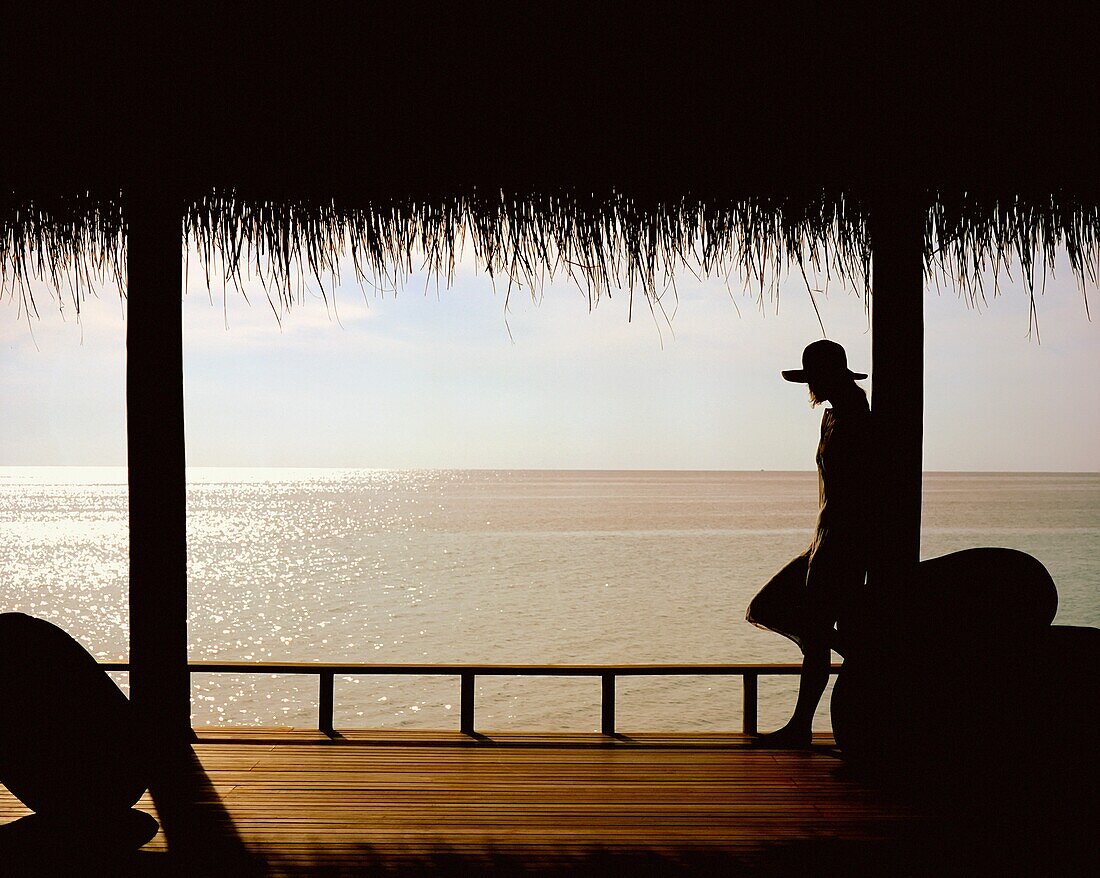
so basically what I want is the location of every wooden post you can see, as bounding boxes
[601,673,616,735]
[460,673,475,734]
[742,672,758,735]
[319,671,335,736]
[869,195,925,583]
[126,190,191,738]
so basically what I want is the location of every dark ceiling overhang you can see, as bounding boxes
[4,5,1096,201]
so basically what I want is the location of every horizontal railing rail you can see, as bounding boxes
[98,661,842,736]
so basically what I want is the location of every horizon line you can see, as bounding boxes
[2,465,1099,475]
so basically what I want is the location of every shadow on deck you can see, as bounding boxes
[0,729,1091,876]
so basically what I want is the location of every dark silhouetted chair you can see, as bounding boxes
[831,548,1098,806]
[0,613,156,853]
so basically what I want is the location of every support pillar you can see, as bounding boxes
[869,195,925,584]
[126,191,190,737]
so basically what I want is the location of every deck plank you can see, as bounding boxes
[1,729,939,874]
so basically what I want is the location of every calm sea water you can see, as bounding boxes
[1,468,1097,732]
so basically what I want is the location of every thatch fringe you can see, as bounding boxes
[1,192,125,319]
[928,192,1099,331]
[183,190,870,321]
[3,189,1098,324]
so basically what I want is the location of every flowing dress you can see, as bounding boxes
[746,401,872,652]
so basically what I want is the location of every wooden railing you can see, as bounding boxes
[99,661,842,736]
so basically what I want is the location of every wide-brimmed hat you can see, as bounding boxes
[781,339,867,383]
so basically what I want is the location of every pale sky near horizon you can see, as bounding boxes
[2,246,1098,471]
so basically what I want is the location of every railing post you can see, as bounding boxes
[460,673,475,735]
[319,670,335,736]
[601,674,616,735]
[742,672,758,735]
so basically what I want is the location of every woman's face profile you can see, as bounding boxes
[807,377,828,406]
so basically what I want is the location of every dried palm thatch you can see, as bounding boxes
[2,187,1097,327]
[928,192,1099,327]
[3,3,1097,333]
[0,193,125,320]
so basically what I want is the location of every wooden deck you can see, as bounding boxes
[0,728,1054,875]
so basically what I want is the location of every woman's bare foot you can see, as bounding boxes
[750,724,813,748]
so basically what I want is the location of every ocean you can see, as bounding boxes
[1,468,1097,732]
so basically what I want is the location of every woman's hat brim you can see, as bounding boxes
[782,369,867,383]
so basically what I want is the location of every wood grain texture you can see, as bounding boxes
[0,729,936,874]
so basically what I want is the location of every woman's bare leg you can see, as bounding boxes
[755,642,829,746]
[787,644,830,735]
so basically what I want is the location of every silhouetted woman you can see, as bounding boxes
[746,340,872,747]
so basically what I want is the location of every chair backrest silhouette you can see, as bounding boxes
[890,547,1057,644]
[0,613,148,816]
[831,548,1096,795]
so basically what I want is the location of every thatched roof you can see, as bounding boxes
[3,6,1098,314]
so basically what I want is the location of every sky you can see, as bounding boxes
[2,246,1097,471]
